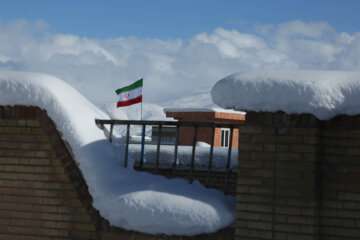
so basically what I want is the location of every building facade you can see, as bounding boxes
[163,108,245,148]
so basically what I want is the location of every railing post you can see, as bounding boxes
[124,123,130,168]
[155,124,162,171]
[172,124,180,170]
[207,126,215,185]
[190,125,198,182]
[225,126,234,194]
[109,123,114,143]
[139,124,146,168]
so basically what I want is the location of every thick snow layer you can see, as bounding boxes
[0,71,234,235]
[164,107,246,115]
[212,70,360,120]
[0,71,108,148]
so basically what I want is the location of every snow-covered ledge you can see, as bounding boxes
[211,70,360,120]
[211,70,360,240]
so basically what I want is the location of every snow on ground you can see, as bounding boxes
[212,70,360,120]
[0,70,234,235]
[122,143,238,169]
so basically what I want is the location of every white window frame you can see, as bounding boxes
[220,128,230,147]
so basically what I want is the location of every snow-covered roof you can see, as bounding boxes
[164,107,246,115]
[211,70,360,120]
[0,70,234,236]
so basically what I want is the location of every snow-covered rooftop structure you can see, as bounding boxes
[164,107,245,123]
[211,70,360,120]
[164,107,245,115]
[0,70,234,236]
[164,107,245,148]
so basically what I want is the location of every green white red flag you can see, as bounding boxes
[115,79,143,107]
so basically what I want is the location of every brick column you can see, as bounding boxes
[319,116,360,239]
[236,112,321,240]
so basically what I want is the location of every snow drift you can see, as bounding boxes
[211,70,360,120]
[0,71,234,235]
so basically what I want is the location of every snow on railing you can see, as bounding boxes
[95,119,241,192]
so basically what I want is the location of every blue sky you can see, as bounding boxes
[0,0,359,39]
[1,0,360,107]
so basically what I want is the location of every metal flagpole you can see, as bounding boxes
[140,78,143,120]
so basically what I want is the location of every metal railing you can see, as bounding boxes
[95,119,241,192]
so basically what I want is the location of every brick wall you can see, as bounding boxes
[0,106,104,240]
[320,116,360,239]
[10,105,360,240]
[236,111,360,240]
[0,106,234,240]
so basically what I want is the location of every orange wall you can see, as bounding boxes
[178,127,239,148]
[166,111,244,148]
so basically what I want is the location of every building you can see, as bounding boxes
[163,108,246,148]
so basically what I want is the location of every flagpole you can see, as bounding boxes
[140,78,143,120]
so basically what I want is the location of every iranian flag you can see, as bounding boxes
[115,79,143,107]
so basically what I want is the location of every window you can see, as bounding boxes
[221,128,230,147]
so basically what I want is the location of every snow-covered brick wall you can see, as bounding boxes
[234,111,360,240]
[0,70,234,236]
[211,70,360,120]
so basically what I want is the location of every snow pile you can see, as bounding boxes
[0,71,108,148]
[0,71,234,235]
[212,70,360,120]
[196,141,211,147]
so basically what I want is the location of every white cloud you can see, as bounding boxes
[195,28,267,58]
[45,34,121,65]
[0,20,360,110]
[0,54,10,63]
[275,21,335,40]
